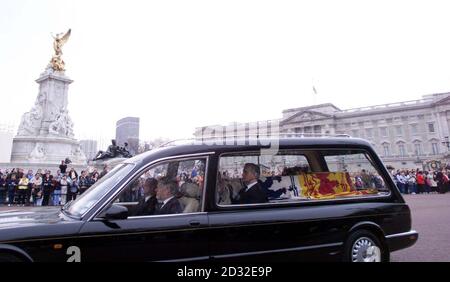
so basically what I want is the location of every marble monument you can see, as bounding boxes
[10,29,87,168]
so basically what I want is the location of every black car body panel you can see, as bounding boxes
[0,138,418,261]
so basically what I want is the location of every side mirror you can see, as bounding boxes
[101,204,128,220]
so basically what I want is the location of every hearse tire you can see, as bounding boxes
[343,230,388,262]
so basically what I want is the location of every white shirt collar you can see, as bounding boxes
[245,181,258,192]
[161,196,175,208]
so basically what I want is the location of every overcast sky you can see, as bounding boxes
[2,0,450,146]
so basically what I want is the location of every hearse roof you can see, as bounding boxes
[125,137,373,165]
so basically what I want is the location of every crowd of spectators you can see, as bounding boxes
[0,161,109,206]
[1,160,447,208]
[391,168,449,194]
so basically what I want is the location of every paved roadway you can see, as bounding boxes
[0,193,449,261]
[391,193,450,262]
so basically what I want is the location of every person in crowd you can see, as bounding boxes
[423,171,431,193]
[9,168,17,182]
[78,171,90,195]
[436,169,449,194]
[428,171,438,193]
[233,163,268,204]
[17,168,24,179]
[7,174,18,206]
[17,174,29,206]
[416,171,425,194]
[395,171,406,194]
[99,165,108,179]
[407,171,417,194]
[91,171,99,184]
[59,160,67,175]
[67,176,78,202]
[26,170,33,180]
[68,168,78,182]
[354,174,363,189]
[154,177,183,215]
[25,170,34,205]
[52,173,61,206]
[373,174,384,189]
[360,169,372,188]
[41,172,53,206]
[0,175,7,205]
[59,175,69,205]
[31,173,43,206]
[86,172,95,190]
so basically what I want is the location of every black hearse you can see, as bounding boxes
[0,137,417,262]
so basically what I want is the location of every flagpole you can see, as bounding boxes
[312,78,318,105]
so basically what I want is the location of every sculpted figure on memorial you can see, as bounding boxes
[48,109,74,137]
[49,29,71,72]
[17,104,43,136]
[71,145,85,160]
[49,111,66,136]
[63,110,75,138]
[29,143,45,161]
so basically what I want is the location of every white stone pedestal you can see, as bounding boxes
[10,67,87,167]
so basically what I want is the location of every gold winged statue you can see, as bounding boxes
[49,29,71,72]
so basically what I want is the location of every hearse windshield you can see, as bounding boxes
[64,163,135,218]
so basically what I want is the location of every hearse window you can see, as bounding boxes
[323,150,389,193]
[216,150,390,206]
[66,163,134,218]
[112,158,206,217]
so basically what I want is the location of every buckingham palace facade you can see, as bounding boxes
[194,92,450,169]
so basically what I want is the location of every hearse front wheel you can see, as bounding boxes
[344,230,388,262]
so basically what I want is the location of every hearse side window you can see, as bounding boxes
[112,158,206,217]
[216,149,390,206]
[217,153,311,205]
[323,150,389,193]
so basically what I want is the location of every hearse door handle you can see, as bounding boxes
[189,220,201,227]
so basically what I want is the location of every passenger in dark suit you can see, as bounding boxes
[154,177,183,215]
[234,163,268,204]
[132,178,158,216]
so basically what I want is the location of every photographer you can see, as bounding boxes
[59,160,67,175]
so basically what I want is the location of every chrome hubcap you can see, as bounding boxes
[351,237,381,262]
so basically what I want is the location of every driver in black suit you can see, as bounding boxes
[154,177,183,215]
[234,163,268,204]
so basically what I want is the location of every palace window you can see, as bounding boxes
[414,143,422,155]
[398,143,406,157]
[383,143,390,157]
[379,127,388,138]
[432,142,439,155]
[395,126,403,136]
